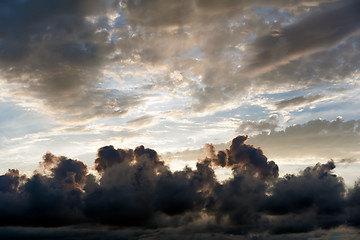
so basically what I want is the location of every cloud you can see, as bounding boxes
[94,145,134,172]
[2,0,353,122]
[0,0,143,122]
[274,94,324,110]
[125,115,154,130]
[237,115,279,135]
[121,0,336,28]
[265,160,346,233]
[205,135,279,180]
[347,182,360,227]
[0,169,26,193]
[244,0,360,76]
[245,117,360,161]
[0,135,360,238]
[1,155,89,227]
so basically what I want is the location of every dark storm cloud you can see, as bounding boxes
[347,182,360,227]
[0,0,142,121]
[245,0,360,76]
[265,161,346,233]
[0,154,89,227]
[205,135,279,180]
[94,145,134,172]
[1,135,360,239]
[0,169,26,193]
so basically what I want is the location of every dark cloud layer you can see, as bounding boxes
[2,0,358,119]
[0,136,359,239]
[246,0,360,76]
[0,0,141,121]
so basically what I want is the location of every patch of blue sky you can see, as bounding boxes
[110,30,126,42]
[231,104,271,120]
[288,101,360,126]
[0,101,55,139]
[261,82,334,100]
[86,90,190,126]
[191,103,271,123]
[109,17,127,42]
[112,13,126,29]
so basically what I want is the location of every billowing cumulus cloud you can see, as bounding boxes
[0,136,359,239]
[265,160,346,233]
[205,135,279,180]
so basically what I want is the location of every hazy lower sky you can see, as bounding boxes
[0,0,360,239]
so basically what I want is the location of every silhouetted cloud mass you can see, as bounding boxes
[205,135,279,180]
[0,136,359,238]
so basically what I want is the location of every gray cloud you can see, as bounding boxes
[265,161,346,233]
[205,135,279,180]
[237,115,279,135]
[246,117,360,161]
[245,0,360,76]
[121,0,336,28]
[1,0,358,118]
[274,94,323,109]
[0,0,143,122]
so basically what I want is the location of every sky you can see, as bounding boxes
[0,0,360,239]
